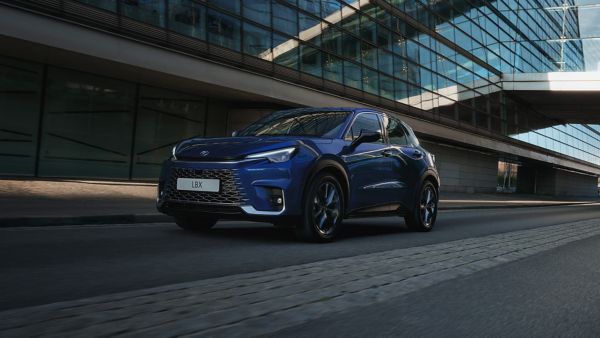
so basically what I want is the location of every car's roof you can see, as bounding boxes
[275,107,381,114]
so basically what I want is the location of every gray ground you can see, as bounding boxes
[274,234,600,337]
[1,203,599,315]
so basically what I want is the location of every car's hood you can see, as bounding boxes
[175,136,330,161]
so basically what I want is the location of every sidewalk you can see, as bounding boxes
[0,178,598,227]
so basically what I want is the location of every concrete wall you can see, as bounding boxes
[421,141,498,193]
[535,167,598,197]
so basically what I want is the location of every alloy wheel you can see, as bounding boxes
[312,181,341,236]
[419,185,437,227]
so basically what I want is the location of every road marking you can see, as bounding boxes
[1,219,599,337]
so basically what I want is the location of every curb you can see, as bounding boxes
[0,201,597,228]
[439,201,599,210]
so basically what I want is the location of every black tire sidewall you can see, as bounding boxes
[298,173,344,242]
[406,181,438,231]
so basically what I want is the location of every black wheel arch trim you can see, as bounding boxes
[302,156,350,212]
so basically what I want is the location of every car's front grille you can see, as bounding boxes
[163,168,245,205]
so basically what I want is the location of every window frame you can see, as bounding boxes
[343,112,384,143]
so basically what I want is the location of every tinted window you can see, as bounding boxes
[238,111,349,137]
[345,113,382,142]
[386,116,408,145]
[402,122,420,146]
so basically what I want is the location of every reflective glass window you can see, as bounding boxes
[385,116,408,145]
[121,0,166,27]
[343,61,362,90]
[168,0,206,40]
[362,42,378,69]
[380,74,394,100]
[322,26,343,55]
[0,56,42,176]
[243,22,271,57]
[324,53,343,83]
[273,1,298,36]
[345,113,382,142]
[78,0,116,11]
[299,0,320,16]
[273,33,299,69]
[207,0,240,14]
[300,44,322,77]
[39,67,135,179]
[363,67,379,95]
[342,33,361,61]
[243,0,270,26]
[207,9,241,51]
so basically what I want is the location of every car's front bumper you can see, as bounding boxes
[157,156,311,220]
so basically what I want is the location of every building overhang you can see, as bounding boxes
[502,72,600,124]
[1,5,599,176]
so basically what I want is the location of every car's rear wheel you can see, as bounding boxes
[175,216,217,231]
[295,172,344,242]
[405,180,438,232]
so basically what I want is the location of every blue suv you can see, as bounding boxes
[157,108,440,242]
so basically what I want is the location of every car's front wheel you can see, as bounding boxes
[405,180,438,232]
[295,172,344,242]
[175,216,217,231]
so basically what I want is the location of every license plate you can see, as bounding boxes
[176,178,220,192]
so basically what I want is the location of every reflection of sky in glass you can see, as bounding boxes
[511,124,600,165]
[577,0,600,70]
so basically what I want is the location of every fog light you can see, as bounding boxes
[275,197,283,205]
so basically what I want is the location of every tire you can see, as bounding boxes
[404,180,438,232]
[295,172,344,242]
[175,216,217,231]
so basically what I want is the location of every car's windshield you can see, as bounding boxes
[238,111,350,138]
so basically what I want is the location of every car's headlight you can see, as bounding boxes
[171,145,178,160]
[246,147,296,163]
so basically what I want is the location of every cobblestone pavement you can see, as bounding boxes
[2,219,599,337]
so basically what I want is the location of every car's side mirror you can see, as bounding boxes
[350,130,381,149]
[231,130,238,137]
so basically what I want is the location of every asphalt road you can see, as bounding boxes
[1,203,600,313]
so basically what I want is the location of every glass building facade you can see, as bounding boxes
[1,0,599,179]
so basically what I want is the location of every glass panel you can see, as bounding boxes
[121,0,166,27]
[345,113,382,142]
[77,0,116,11]
[243,22,271,57]
[39,67,135,179]
[207,9,241,51]
[363,67,379,95]
[0,56,43,176]
[300,44,322,77]
[273,1,298,36]
[343,61,361,90]
[242,0,270,26]
[342,33,361,61]
[168,0,206,40]
[386,115,408,145]
[273,33,299,69]
[362,42,378,69]
[132,86,206,179]
[379,74,394,100]
[323,53,343,83]
[207,0,240,14]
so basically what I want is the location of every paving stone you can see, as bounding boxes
[1,219,599,337]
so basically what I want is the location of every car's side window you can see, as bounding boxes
[386,116,409,146]
[401,122,420,146]
[344,113,383,143]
